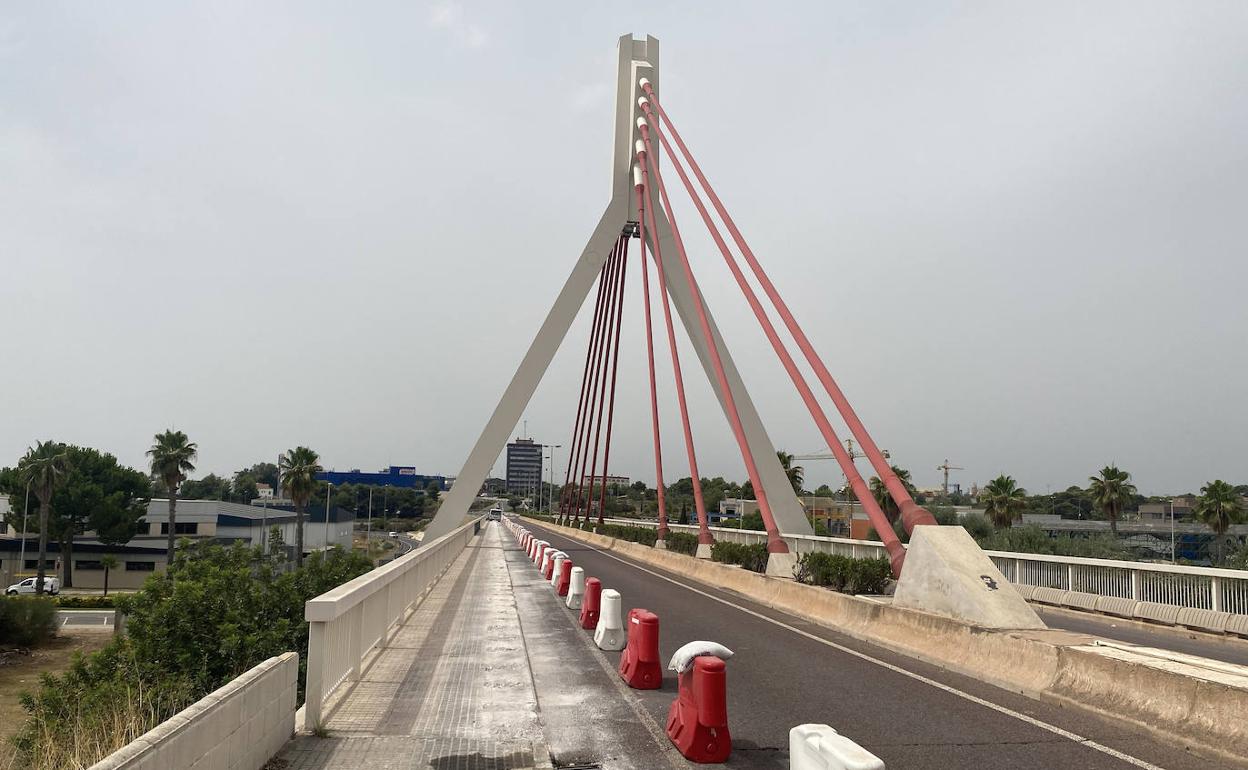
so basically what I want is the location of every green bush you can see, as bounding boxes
[795,553,892,595]
[0,596,58,646]
[665,531,699,556]
[595,523,659,546]
[54,595,116,609]
[710,541,769,572]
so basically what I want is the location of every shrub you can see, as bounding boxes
[54,595,116,609]
[710,541,768,572]
[0,596,58,647]
[795,553,892,595]
[595,523,658,546]
[665,531,699,556]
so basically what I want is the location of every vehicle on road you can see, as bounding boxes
[6,576,61,595]
[388,531,400,537]
[488,508,502,521]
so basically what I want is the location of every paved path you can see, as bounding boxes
[1037,605,1248,666]
[281,525,550,770]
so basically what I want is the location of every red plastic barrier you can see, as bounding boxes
[579,577,602,629]
[536,543,548,565]
[618,609,661,689]
[543,553,559,581]
[556,559,574,596]
[666,656,730,763]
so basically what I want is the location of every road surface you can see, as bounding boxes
[526,522,1220,770]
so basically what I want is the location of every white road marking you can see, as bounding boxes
[549,530,1170,770]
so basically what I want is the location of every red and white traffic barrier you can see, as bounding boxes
[619,609,662,689]
[593,589,626,651]
[549,553,567,587]
[666,642,734,764]
[790,724,885,770]
[580,578,602,629]
[566,566,586,609]
[544,551,563,581]
[556,559,574,596]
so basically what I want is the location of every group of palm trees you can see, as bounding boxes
[15,432,328,594]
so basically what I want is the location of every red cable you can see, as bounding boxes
[581,237,628,519]
[561,257,611,518]
[635,174,670,539]
[641,81,936,534]
[639,98,906,572]
[638,117,788,555]
[596,236,630,527]
[572,241,621,522]
[636,140,713,545]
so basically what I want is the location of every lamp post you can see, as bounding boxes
[541,444,561,514]
[18,479,31,576]
[324,481,333,551]
[1170,499,1176,565]
[367,487,374,544]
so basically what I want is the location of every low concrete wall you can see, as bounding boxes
[532,521,1248,766]
[87,652,299,770]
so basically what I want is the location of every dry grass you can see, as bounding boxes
[0,632,112,769]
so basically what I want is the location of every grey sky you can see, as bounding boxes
[2,2,1245,496]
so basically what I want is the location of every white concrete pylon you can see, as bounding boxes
[422,34,813,544]
[566,566,586,610]
[594,589,626,651]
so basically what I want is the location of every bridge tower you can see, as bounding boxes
[426,35,811,544]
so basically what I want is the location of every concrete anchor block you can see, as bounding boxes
[789,723,885,770]
[765,550,798,578]
[695,542,713,560]
[1176,607,1231,634]
[1094,595,1138,619]
[1133,601,1181,626]
[654,539,667,550]
[1061,591,1099,612]
[594,589,626,651]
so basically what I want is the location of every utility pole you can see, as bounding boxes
[324,482,332,551]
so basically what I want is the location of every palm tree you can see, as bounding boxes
[147,430,198,565]
[280,446,322,567]
[18,441,69,595]
[100,554,119,596]
[981,474,1027,530]
[1194,480,1245,564]
[867,465,914,523]
[776,451,804,494]
[1088,465,1137,536]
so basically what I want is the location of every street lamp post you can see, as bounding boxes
[1170,499,1176,565]
[324,482,333,551]
[541,444,561,514]
[19,479,31,576]
[367,487,374,544]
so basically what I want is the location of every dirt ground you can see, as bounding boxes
[0,631,113,764]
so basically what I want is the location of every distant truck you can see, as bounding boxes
[6,576,60,595]
[488,508,502,521]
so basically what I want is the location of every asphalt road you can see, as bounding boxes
[1036,605,1248,666]
[524,522,1224,770]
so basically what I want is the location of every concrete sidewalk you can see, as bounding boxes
[280,525,552,770]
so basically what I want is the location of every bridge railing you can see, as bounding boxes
[303,516,483,729]
[599,518,1248,616]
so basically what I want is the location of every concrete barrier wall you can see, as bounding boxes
[531,520,1248,764]
[87,652,299,770]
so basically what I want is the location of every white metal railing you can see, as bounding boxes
[600,517,1248,616]
[303,516,483,728]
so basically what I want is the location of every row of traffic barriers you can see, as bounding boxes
[501,517,885,768]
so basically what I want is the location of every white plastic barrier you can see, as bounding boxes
[594,589,626,650]
[566,566,586,610]
[790,724,884,770]
[550,553,567,588]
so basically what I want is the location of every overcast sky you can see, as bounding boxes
[2,2,1246,496]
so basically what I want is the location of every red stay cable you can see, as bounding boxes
[634,166,670,539]
[572,241,621,522]
[596,235,630,527]
[561,256,612,518]
[638,117,789,556]
[639,97,906,573]
[635,139,712,546]
[640,80,936,534]
[581,237,626,522]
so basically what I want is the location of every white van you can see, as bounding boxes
[6,576,60,595]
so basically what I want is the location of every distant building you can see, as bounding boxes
[482,477,508,495]
[506,439,543,496]
[256,483,274,499]
[717,498,758,524]
[316,466,448,491]
[603,475,630,487]
[798,496,853,536]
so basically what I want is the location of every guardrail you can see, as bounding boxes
[303,516,483,729]
[599,518,1248,617]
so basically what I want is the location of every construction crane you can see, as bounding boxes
[936,458,964,496]
[794,440,889,491]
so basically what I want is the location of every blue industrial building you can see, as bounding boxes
[316,466,448,490]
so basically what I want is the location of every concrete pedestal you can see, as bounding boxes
[654,539,668,550]
[893,526,1045,630]
[765,551,798,578]
[695,543,713,560]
